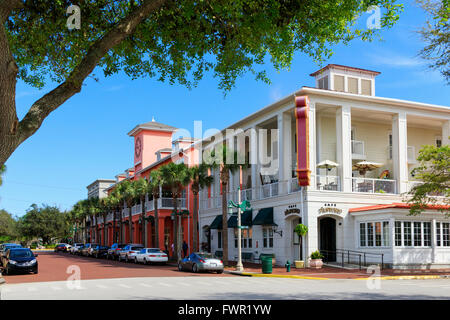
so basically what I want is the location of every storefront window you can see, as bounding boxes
[217,231,222,249]
[375,222,382,247]
[383,221,390,247]
[395,221,432,247]
[437,223,441,246]
[360,224,366,247]
[443,223,450,247]
[234,227,253,248]
[263,227,274,248]
[367,223,374,247]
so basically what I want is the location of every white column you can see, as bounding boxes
[432,219,437,263]
[309,101,317,190]
[250,126,258,200]
[278,112,292,194]
[442,120,450,146]
[336,105,352,192]
[392,112,408,194]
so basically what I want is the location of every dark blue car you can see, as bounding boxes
[2,248,38,275]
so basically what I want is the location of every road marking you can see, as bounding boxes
[96,284,108,289]
[118,284,132,289]
[177,282,191,287]
[158,282,173,287]
[139,283,152,288]
[51,286,62,291]
[27,287,37,292]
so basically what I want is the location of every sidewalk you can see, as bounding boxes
[223,262,450,280]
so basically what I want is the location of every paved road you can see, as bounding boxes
[2,252,229,284]
[2,276,450,300]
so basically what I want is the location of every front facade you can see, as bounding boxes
[198,64,450,269]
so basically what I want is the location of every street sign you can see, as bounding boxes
[238,226,249,229]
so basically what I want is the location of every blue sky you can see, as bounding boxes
[1,1,449,218]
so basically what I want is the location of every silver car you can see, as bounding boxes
[178,252,224,273]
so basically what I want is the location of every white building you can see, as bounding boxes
[86,179,116,199]
[198,64,450,269]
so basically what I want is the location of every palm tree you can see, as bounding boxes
[87,197,102,243]
[190,163,214,252]
[108,187,122,244]
[134,178,149,246]
[148,169,162,248]
[100,196,116,246]
[207,144,246,266]
[0,164,5,186]
[122,180,137,243]
[113,182,128,243]
[159,162,191,261]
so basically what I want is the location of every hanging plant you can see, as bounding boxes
[294,224,308,237]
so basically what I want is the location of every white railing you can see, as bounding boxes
[159,197,187,209]
[352,177,396,194]
[132,203,142,215]
[241,188,253,201]
[316,175,340,191]
[288,177,302,194]
[352,140,366,159]
[122,208,130,218]
[260,181,279,199]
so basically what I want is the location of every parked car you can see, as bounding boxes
[0,243,22,265]
[178,252,224,273]
[80,243,99,257]
[54,243,71,252]
[70,243,84,255]
[118,244,144,262]
[134,248,168,264]
[91,245,109,258]
[107,243,127,260]
[2,248,38,275]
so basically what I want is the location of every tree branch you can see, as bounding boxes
[16,0,167,147]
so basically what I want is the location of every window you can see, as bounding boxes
[437,222,450,247]
[263,227,274,248]
[217,231,222,249]
[334,75,345,92]
[234,228,253,248]
[348,77,358,94]
[436,136,442,148]
[318,76,329,90]
[367,222,374,246]
[361,79,372,95]
[395,221,433,247]
[360,223,366,247]
[359,221,390,247]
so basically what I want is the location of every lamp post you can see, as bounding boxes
[228,186,251,272]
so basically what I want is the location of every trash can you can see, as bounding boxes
[261,256,273,274]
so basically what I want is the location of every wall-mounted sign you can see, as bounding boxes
[318,206,342,215]
[285,208,301,216]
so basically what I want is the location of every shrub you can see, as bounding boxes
[310,250,324,259]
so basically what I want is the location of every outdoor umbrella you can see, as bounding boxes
[317,160,339,187]
[352,161,383,176]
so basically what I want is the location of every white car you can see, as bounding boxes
[134,248,168,265]
[70,243,84,255]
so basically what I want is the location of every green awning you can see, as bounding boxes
[210,215,223,229]
[227,210,253,228]
[252,207,277,226]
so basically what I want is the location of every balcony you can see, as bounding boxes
[352,177,396,194]
[316,175,340,191]
[352,140,366,160]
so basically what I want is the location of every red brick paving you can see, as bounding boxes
[224,261,450,279]
[2,251,230,284]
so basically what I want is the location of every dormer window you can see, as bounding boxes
[318,76,329,90]
[334,75,345,92]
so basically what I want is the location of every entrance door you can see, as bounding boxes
[319,217,336,262]
[292,218,302,261]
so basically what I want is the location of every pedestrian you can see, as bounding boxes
[182,240,188,258]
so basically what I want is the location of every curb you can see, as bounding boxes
[225,270,329,280]
[356,275,450,280]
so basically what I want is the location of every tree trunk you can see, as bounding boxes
[128,203,133,243]
[221,182,229,266]
[141,196,146,246]
[173,196,179,261]
[154,195,159,249]
[192,190,199,252]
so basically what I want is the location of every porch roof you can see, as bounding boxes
[252,207,277,226]
[209,215,222,229]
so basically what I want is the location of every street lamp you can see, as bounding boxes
[228,186,251,272]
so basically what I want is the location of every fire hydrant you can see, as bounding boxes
[285,260,291,272]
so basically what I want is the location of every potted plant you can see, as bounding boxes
[294,224,308,268]
[309,250,324,269]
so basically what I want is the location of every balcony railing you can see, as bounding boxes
[316,175,340,191]
[352,140,366,159]
[352,177,396,194]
